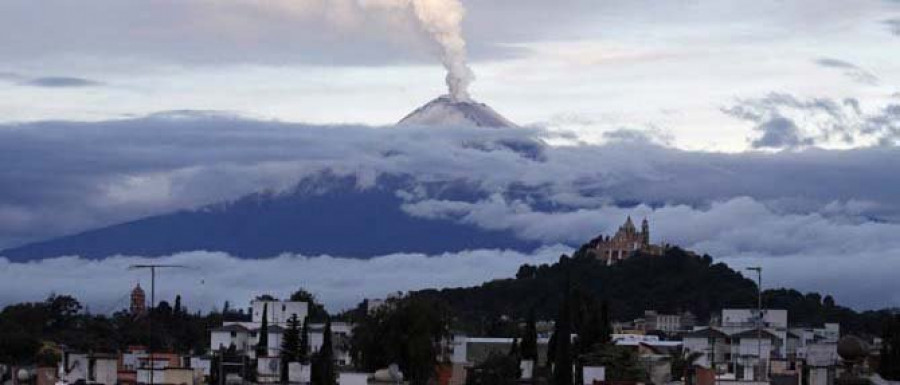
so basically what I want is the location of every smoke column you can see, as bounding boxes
[244,0,475,101]
[366,0,475,102]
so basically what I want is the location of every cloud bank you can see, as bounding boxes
[1,110,899,310]
[0,247,570,314]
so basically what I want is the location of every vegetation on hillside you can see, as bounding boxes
[412,247,893,337]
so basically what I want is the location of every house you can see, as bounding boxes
[684,309,841,385]
[59,352,119,385]
[208,297,354,381]
[613,333,682,385]
[631,310,697,333]
[448,335,552,385]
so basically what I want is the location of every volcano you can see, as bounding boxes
[398,95,517,128]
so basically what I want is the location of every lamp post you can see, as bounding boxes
[746,266,763,381]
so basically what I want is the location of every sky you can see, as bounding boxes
[1,0,900,312]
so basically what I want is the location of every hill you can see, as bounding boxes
[0,173,540,261]
[412,246,893,337]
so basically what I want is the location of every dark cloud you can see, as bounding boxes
[0,113,899,309]
[724,93,900,148]
[749,115,812,149]
[21,76,103,88]
[885,19,900,35]
[601,127,673,146]
[815,57,879,85]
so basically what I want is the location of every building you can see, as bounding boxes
[130,284,146,315]
[640,310,697,333]
[246,299,308,328]
[683,309,841,384]
[59,352,119,385]
[448,336,552,385]
[209,298,352,371]
[587,217,666,265]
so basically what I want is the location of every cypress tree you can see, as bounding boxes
[599,300,612,345]
[521,308,539,362]
[281,314,302,382]
[312,317,336,385]
[257,303,269,357]
[174,295,182,316]
[882,315,900,380]
[553,280,573,385]
[299,317,310,364]
[509,337,520,360]
[282,314,301,362]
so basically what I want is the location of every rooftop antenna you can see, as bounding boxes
[128,264,189,385]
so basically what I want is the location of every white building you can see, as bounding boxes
[59,353,118,385]
[721,309,788,329]
[251,300,308,327]
[210,299,353,369]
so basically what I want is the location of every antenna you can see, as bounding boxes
[128,264,190,385]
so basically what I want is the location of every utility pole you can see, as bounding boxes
[129,264,188,385]
[746,266,763,381]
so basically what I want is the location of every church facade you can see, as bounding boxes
[589,216,665,265]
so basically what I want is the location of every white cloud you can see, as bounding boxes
[0,246,570,313]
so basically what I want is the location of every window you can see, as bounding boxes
[230,331,236,338]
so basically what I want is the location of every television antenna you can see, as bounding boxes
[128,264,190,385]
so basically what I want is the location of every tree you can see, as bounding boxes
[46,294,82,329]
[300,317,311,364]
[256,294,277,301]
[174,295,183,316]
[0,326,40,365]
[521,308,538,362]
[466,353,521,385]
[312,317,336,385]
[282,315,301,361]
[281,314,302,382]
[508,337,520,360]
[573,293,605,356]
[349,296,449,385]
[552,281,573,385]
[257,302,269,357]
[579,344,645,382]
[598,300,612,345]
[881,315,900,380]
[670,350,703,380]
[290,288,329,322]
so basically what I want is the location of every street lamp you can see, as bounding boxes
[746,267,763,381]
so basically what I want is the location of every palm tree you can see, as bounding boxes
[671,350,704,382]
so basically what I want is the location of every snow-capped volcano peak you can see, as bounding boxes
[398,95,517,128]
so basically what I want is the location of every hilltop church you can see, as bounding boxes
[588,216,666,265]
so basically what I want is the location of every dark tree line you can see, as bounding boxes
[881,315,900,380]
[349,296,450,385]
[0,294,218,365]
[412,247,895,338]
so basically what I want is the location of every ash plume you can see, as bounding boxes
[366,0,475,101]
[247,0,476,101]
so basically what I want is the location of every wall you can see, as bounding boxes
[251,301,308,325]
